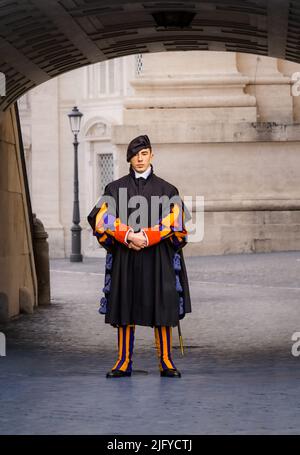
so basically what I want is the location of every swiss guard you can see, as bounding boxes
[87,134,192,378]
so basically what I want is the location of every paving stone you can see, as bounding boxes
[1,252,300,434]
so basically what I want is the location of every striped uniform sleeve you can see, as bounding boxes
[141,188,189,252]
[93,186,133,250]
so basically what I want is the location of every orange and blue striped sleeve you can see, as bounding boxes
[93,186,133,250]
[141,189,189,252]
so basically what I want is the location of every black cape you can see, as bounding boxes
[87,163,192,328]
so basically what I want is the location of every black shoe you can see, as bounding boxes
[160,368,181,378]
[106,369,132,378]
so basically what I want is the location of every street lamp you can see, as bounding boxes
[68,106,83,262]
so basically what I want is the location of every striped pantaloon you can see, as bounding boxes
[111,324,177,373]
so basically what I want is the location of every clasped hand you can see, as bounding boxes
[127,231,147,251]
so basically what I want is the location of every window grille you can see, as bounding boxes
[135,54,143,76]
[96,153,114,197]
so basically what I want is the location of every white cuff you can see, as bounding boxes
[124,227,134,245]
[141,229,149,246]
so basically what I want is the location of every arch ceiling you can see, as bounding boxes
[0,0,297,111]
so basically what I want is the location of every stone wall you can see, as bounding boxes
[0,104,37,320]
[112,51,300,256]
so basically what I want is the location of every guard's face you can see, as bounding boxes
[130,148,153,173]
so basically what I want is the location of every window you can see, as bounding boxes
[96,153,114,197]
[135,54,143,76]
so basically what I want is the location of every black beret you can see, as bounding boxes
[127,134,151,162]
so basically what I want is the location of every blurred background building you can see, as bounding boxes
[18,51,300,258]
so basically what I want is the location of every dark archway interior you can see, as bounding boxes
[0,0,298,111]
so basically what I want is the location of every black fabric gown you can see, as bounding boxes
[87,163,192,328]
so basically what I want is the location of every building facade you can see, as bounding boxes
[19,51,300,258]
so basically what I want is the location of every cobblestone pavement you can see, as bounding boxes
[1,251,300,434]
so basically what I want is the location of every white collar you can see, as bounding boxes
[134,165,152,179]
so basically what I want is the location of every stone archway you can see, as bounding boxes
[0,0,298,113]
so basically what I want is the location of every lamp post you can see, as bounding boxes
[68,106,83,262]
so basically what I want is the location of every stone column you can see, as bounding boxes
[30,78,64,258]
[0,105,37,318]
[32,213,51,306]
[237,53,292,123]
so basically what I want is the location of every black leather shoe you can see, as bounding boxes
[160,368,181,378]
[106,369,132,378]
